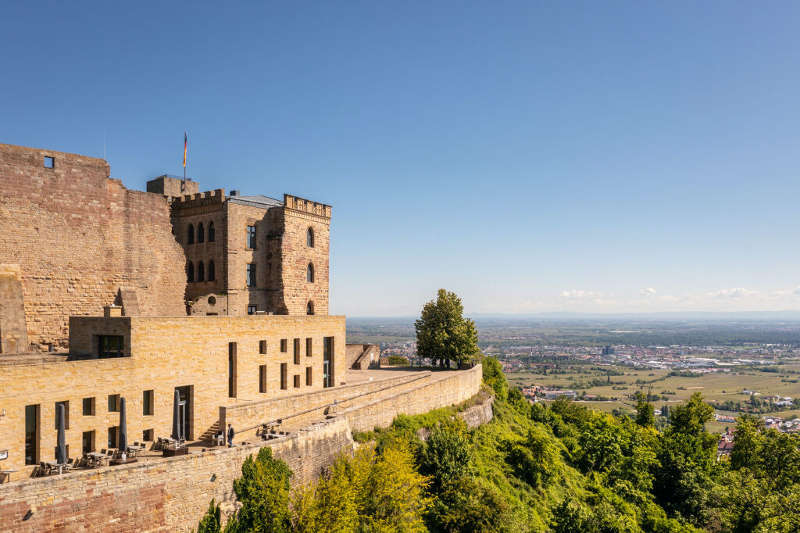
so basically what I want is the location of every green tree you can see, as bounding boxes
[420,421,473,493]
[197,499,222,533]
[415,289,479,368]
[730,414,763,471]
[635,392,655,427]
[226,448,293,533]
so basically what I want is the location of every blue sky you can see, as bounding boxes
[3,2,800,316]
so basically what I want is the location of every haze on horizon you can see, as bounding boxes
[2,2,799,317]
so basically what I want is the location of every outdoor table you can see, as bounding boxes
[46,462,65,475]
[87,452,108,467]
[0,469,18,484]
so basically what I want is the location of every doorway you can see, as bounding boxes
[175,385,193,440]
[323,337,334,388]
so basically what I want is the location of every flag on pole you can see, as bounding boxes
[183,131,188,168]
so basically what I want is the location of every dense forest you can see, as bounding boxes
[197,358,800,532]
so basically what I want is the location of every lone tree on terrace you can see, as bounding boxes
[415,289,479,368]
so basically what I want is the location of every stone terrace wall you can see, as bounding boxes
[0,144,187,348]
[0,418,354,533]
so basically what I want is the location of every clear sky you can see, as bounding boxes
[2,2,800,316]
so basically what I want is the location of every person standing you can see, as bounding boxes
[227,424,235,447]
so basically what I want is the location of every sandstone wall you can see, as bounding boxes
[0,144,188,348]
[0,264,28,353]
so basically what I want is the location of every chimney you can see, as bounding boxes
[230,190,240,196]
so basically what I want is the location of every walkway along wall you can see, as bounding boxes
[0,365,486,533]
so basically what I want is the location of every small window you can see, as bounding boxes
[280,339,287,352]
[98,335,124,357]
[108,426,119,448]
[187,224,195,245]
[197,261,205,282]
[307,301,314,315]
[197,222,205,243]
[246,263,256,287]
[55,401,70,430]
[306,338,313,356]
[307,263,314,283]
[108,394,121,413]
[248,305,257,315]
[208,221,215,242]
[187,261,195,283]
[143,429,154,441]
[82,397,95,416]
[259,340,267,354]
[44,156,55,169]
[82,431,95,454]
[294,375,300,388]
[208,261,215,282]
[306,366,312,386]
[280,363,288,390]
[246,225,256,249]
[294,338,300,364]
[143,390,154,416]
[259,365,267,393]
[307,227,314,247]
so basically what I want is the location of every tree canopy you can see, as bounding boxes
[415,289,479,368]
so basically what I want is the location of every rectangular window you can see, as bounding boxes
[259,364,267,393]
[306,338,313,357]
[98,335,124,357]
[108,426,119,448]
[54,400,69,430]
[246,225,256,249]
[229,342,238,398]
[294,375,300,388]
[82,431,95,454]
[143,429,154,441]
[323,336,334,388]
[143,390,154,416]
[25,404,40,465]
[280,363,288,390]
[82,397,95,416]
[280,339,287,352]
[246,264,256,287]
[247,305,257,315]
[306,366,312,386]
[259,340,267,354]
[294,338,300,364]
[44,156,54,169]
[108,394,120,412]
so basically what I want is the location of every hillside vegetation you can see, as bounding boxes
[198,358,800,532]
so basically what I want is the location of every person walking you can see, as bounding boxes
[227,424,235,447]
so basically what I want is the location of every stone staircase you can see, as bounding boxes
[198,420,221,444]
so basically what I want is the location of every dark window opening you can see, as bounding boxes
[294,375,300,388]
[306,338,313,357]
[143,390,154,416]
[306,366,312,386]
[187,261,195,283]
[82,397,95,416]
[323,336,334,388]
[307,263,314,283]
[108,426,119,448]
[259,365,267,393]
[187,224,195,245]
[246,263,256,287]
[44,156,55,169]
[98,335,124,357]
[247,305,257,315]
[143,429,154,441]
[307,227,314,247]
[228,342,237,398]
[208,221,215,242]
[280,339,287,352]
[208,260,215,281]
[259,340,267,354]
[82,431,95,454]
[25,404,40,465]
[197,222,205,243]
[246,225,256,249]
[280,363,287,390]
[108,394,121,412]
[294,338,300,364]
[197,261,205,282]
[307,301,315,315]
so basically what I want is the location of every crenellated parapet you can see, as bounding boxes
[284,194,331,219]
[171,189,226,208]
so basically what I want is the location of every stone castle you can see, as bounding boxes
[0,143,486,532]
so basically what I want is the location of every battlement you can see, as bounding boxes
[284,193,332,218]
[170,188,226,208]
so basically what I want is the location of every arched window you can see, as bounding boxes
[208,260,215,281]
[187,261,194,283]
[187,224,195,245]
[307,301,314,315]
[208,221,215,242]
[307,263,314,283]
[307,227,314,247]
[197,223,205,243]
[197,261,205,282]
